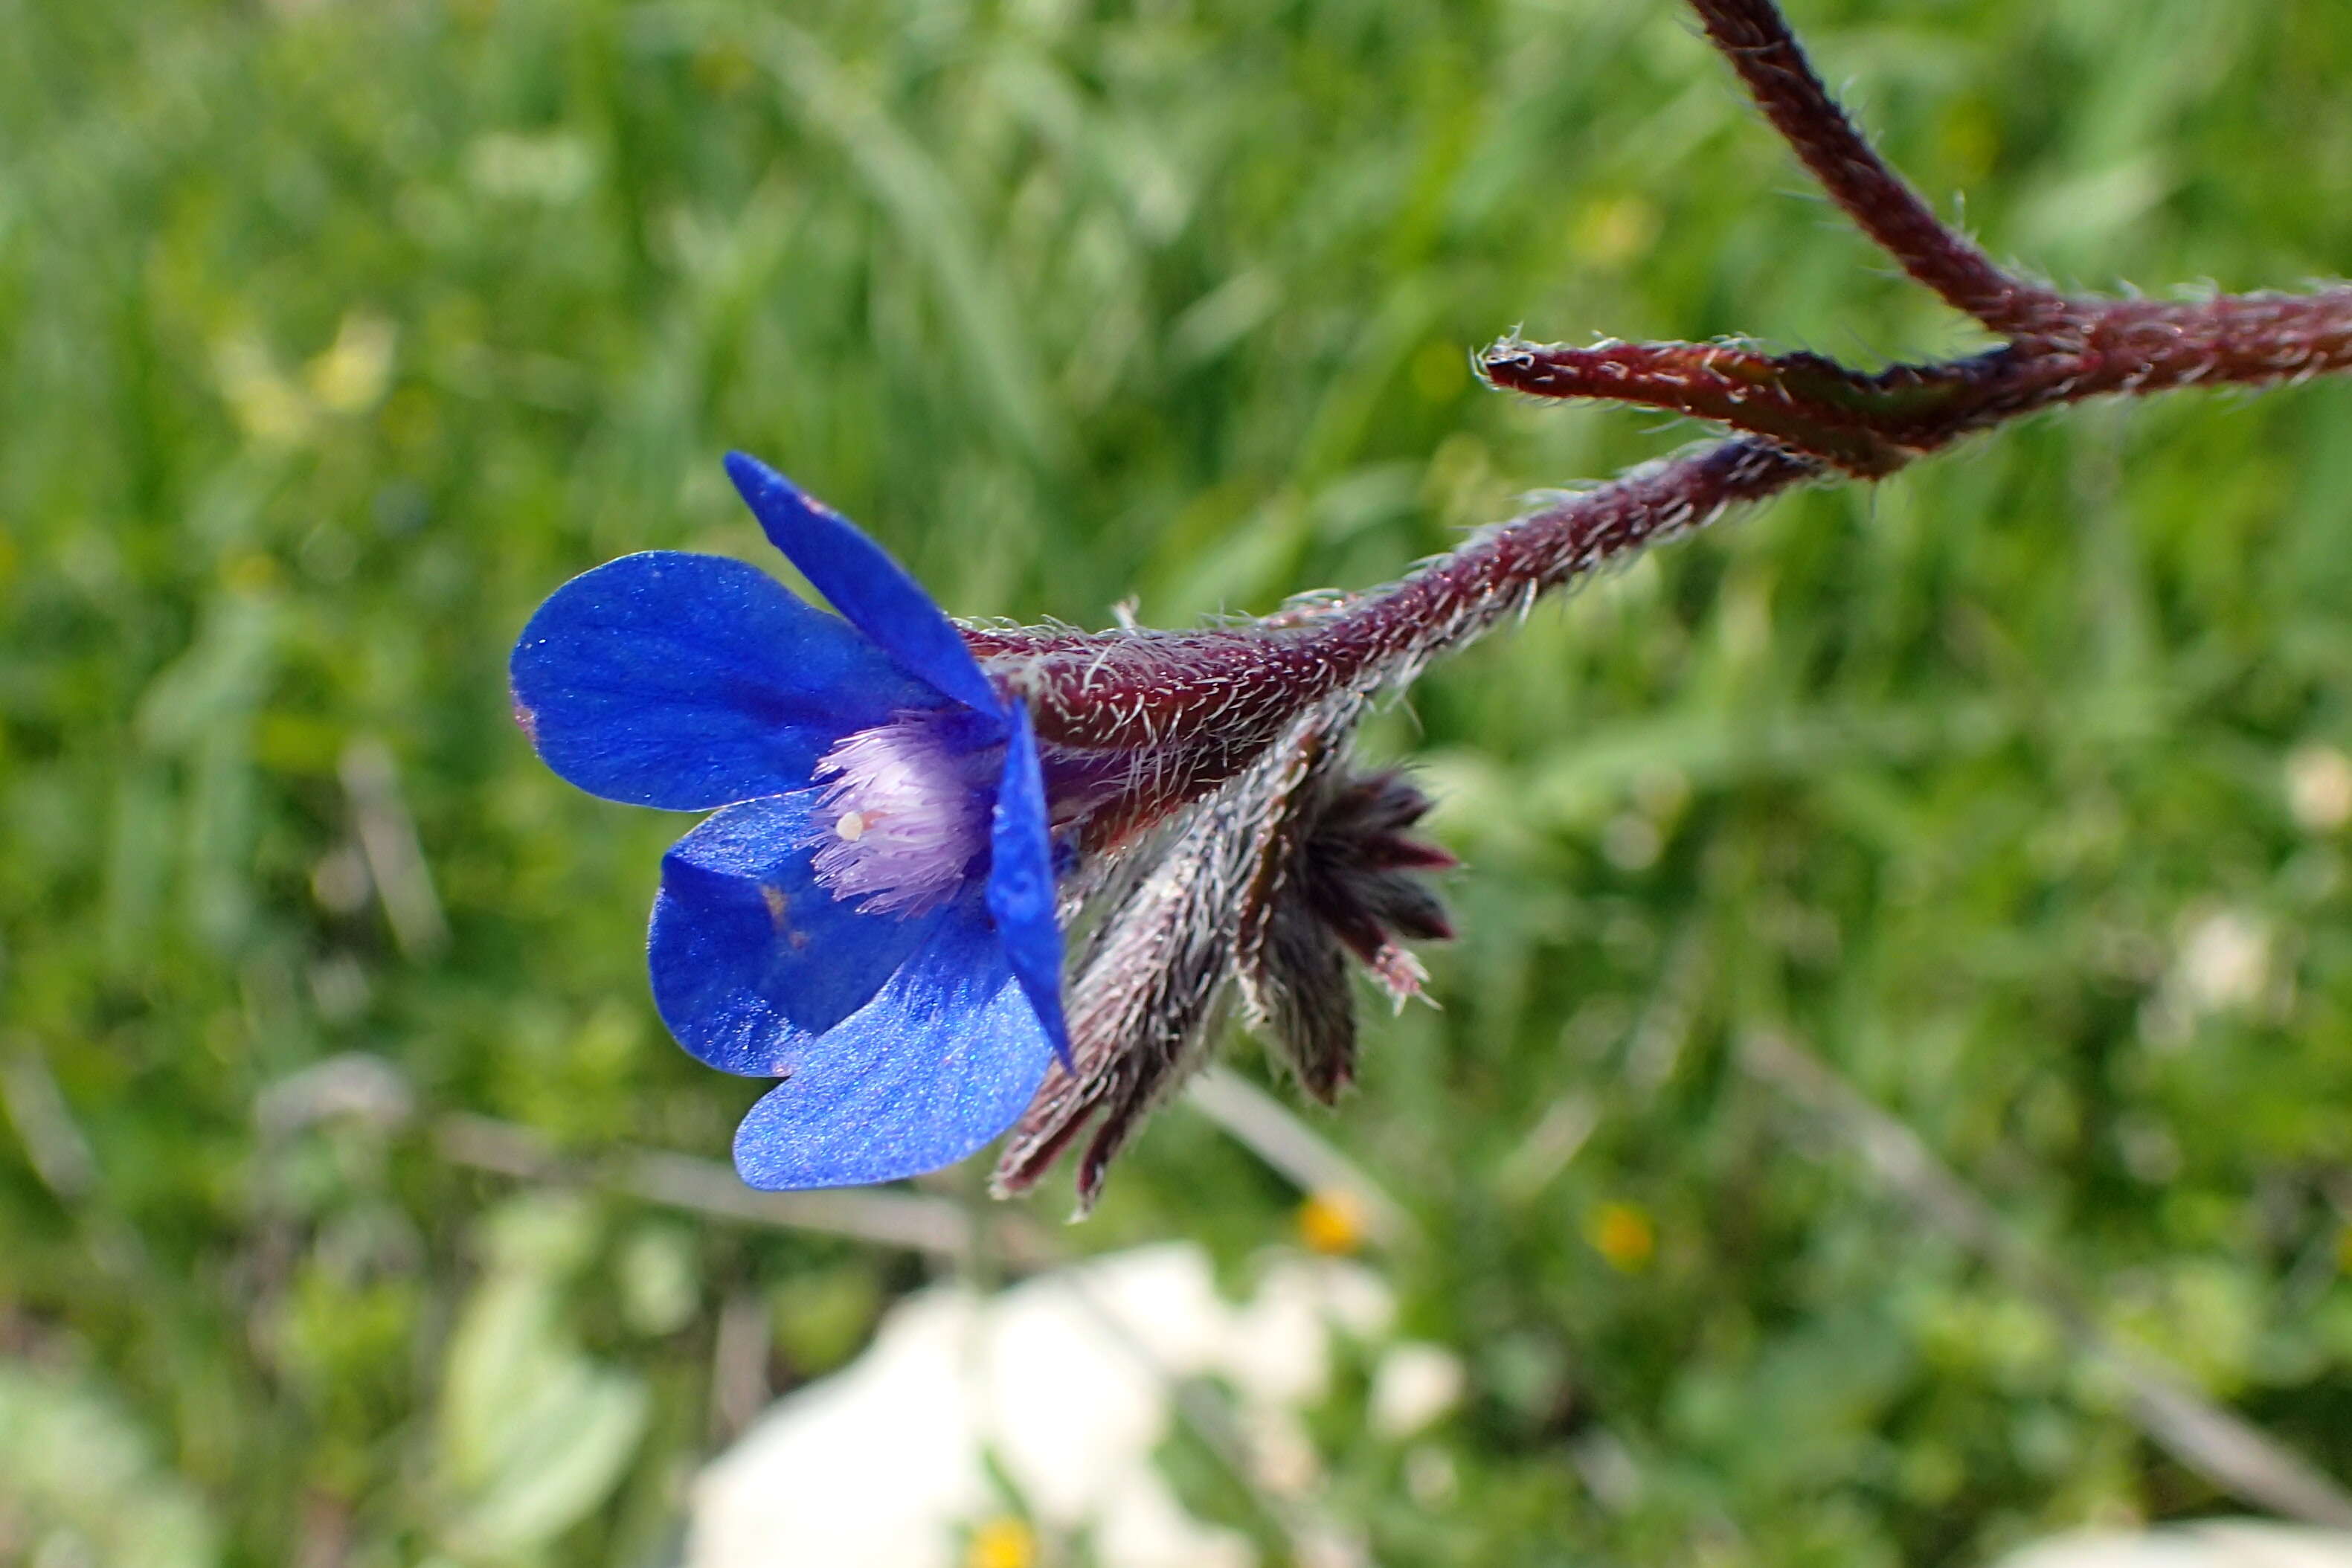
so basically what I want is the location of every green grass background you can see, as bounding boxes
[6,0,2352,1561]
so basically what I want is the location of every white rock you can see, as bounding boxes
[1995,1522,2352,1568]
[690,1243,1392,1568]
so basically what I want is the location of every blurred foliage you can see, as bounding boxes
[5,0,2352,1562]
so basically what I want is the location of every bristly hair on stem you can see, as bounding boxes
[971,0,2352,1211]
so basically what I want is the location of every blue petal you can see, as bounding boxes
[649,794,943,1076]
[513,552,940,810]
[984,701,1073,1071]
[731,902,1053,1189]
[722,452,1006,720]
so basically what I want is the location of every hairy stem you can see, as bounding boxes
[989,440,1814,755]
[1483,287,2352,470]
[1479,338,1915,476]
[1686,0,2071,338]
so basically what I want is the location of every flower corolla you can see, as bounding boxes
[510,453,1070,1189]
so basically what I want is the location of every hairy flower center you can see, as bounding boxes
[805,713,997,917]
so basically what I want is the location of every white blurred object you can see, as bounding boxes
[690,1242,1392,1568]
[1995,1522,2352,1568]
[2285,743,2352,835]
[1368,1343,1467,1440]
[2178,910,2271,1016]
[2144,905,2278,1048]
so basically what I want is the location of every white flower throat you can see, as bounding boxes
[805,713,997,917]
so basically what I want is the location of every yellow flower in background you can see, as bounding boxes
[1588,1202,1656,1273]
[212,310,396,447]
[305,312,398,416]
[965,1517,1036,1568]
[1297,1189,1369,1256]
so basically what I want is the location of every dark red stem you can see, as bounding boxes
[1479,338,1913,475]
[986,440,1815,758]
[1483,290,2352,474]
[1686,0,2073,338]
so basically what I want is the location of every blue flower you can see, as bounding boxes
[510,452,1070,1190]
